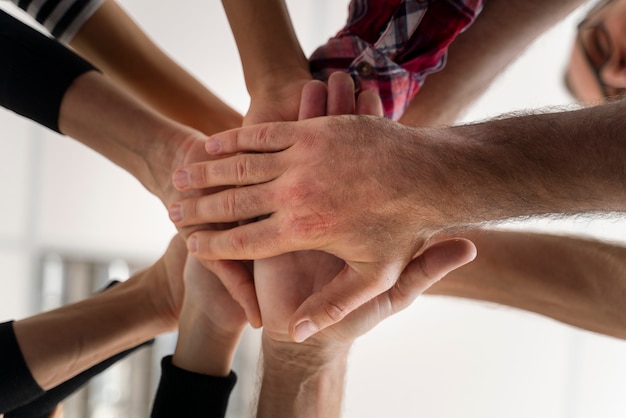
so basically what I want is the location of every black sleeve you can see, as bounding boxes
[6,340,154,418]
[0,321,45,414]
[2,281,151,417]
[0,10,97,133]
[151,356,238,418]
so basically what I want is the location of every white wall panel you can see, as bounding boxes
[0,250,32,321]
[0,108,35,239]
[35,130,174,259]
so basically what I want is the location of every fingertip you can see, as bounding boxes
[356,90,384,116]
[292,320,319,343]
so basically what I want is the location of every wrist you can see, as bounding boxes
[173,304,243,377]
[258,332,349,418]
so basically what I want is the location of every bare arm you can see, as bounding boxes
[69,0,242,135]
[13,236,186,390]
[221,0,311,123]
[399,0,586,126]
[429,229,626,339]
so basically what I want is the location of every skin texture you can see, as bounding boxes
[170,96,626,340]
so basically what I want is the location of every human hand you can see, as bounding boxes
[168,108,459,340]
[264,239,475,346]
[256,71,384,341]
[172,255,248,376]
[256,239,475,418]
[153,126,261,327]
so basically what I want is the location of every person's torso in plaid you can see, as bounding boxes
[309,0,484,120]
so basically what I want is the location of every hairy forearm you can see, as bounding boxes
[424,101,626,226]
[221,0,309,96]
[258,334,349,418]
[400,0,585,126]
[69,0,242,135]
[428,229,626,339]
[13,270,170,390]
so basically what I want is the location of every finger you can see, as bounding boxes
[172,152,286,191]
[205,122,298,156]
[356,89,384,117]
[169,184,274,227]
[203,259,262,328]
[288,264,397,342]
[299,80,328,120]
[327,71,356,115]
[389,238,477,312]
[187,217,303,260]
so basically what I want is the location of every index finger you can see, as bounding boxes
[205,121,299,156]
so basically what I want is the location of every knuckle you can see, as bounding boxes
[255,124,271,148]
[235,156,249,184]
[222,190,239,219]
[321,300,347,323]
[228,231,247,255]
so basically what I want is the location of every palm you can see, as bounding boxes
[183,256,247,336]
[255,250,344,341]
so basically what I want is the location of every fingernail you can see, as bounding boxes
[206,138,222,154]
[294,320,318,343]
[168,204,182,223]
[173,170,189,189]
[188,235,198,254]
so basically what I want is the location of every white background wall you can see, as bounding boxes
[1,0,625,417]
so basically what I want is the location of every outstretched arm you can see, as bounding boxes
[68,0,242,135]
[10,236,185,392]
[399,0,586,126]
[221,0,311,124]
[169,98,626,339]
[429,229,626,340]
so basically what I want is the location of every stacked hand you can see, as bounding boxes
[169,72,477,342]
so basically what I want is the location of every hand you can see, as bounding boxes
[256,239,476,418]
[256,72,385,342]
[142,234,187,331]
[263,239,476,347]
[173,255,248,376]
[168,109,456,339]
[162,130,261,327]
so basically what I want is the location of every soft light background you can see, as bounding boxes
[1,0,625,417]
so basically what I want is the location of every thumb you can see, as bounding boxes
[288,263,399,343]
[390,239,477,311]
[203,259,262,328]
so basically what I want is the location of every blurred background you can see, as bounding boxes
[1,0,625,417]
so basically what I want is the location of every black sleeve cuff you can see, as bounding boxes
[151,355,237,418]
[0,321,45,413]
[0,10,97,133]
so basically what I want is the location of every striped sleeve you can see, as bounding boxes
[8,0,105,43]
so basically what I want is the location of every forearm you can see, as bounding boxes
[221,0,309,97]
[428,229,626,339]
[58,70,202,203]
[426,101,626,226]
[400,0,585,126]
[12,269,171,390]
[69,0,242,135]
[258,333,349,418]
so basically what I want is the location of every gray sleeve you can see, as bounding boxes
[6,0,105,43]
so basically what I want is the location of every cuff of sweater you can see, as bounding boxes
[0,321,45,414]
[150,355,237,418]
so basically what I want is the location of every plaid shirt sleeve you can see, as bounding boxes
[310,0,484,120]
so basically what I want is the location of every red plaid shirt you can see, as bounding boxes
[310,0,484,120]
